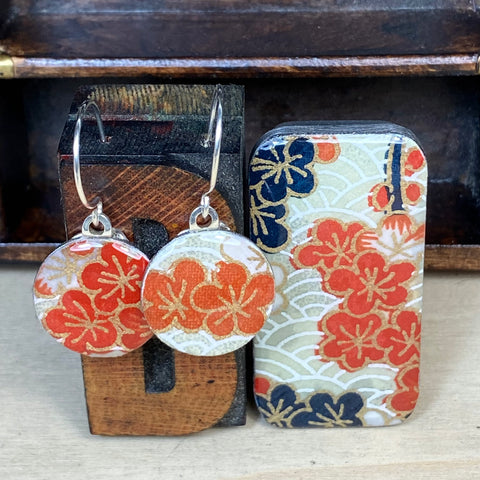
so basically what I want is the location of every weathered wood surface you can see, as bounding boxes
[3,243,480,271]
[59,84,247,435]
[0,1,479,267]
[69,165,247,434]
[8,54,480,78]
[0,243,59,262]
[83,343,239,436]
[1,1,480,58]
[59,164,237,241]
[424,245,480,271]
[60,84,245,232]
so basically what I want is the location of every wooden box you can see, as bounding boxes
[0,2,479,270]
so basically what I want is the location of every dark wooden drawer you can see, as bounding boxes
[0,1,479,269]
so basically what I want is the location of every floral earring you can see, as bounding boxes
[33,100,153,356]
[141,86,275,356]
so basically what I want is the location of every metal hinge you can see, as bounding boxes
[0,55,14,79]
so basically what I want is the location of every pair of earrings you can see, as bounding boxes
[33,87,275,358]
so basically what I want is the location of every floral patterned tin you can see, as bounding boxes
[249,122,427,427]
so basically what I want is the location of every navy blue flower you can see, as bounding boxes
[256,384,305,427]
[250,189,289,253]
[250,137,316,203]
[290,392,365,428]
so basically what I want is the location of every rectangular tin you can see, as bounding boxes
[249,122,427,427]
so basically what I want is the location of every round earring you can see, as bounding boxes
[33,100,153,357]
[141,86,275,356]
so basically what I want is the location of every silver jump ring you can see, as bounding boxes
[82,212,113,238]
[73,100,107,212]
[201,85,223,218]
[189,206,220,231]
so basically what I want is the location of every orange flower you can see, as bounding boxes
[34,276,53,296]
[44,290,118,354]
[376,311,420,366]
[254,377,271,395]
[319,310,385,371]
[388,364,420,414]
[323,252,415,315]
[357,214,425,263]
[82,242,148,312]
[368,183,393,212]
[405,148,425,177]
[142,259,206,331]
[291,218,365,274]
[193,261,275,337]
[404,182,422,204]
[119,306,154,351]
[313,136,341,164]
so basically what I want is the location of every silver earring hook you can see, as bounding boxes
[200,85,223,218]
[72,100,107,221]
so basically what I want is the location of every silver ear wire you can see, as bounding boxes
[200,85,223,219]
[72,99,108,225]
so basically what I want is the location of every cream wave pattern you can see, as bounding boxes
[251,130,426,427]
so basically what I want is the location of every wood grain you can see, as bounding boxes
[9,54,480,78]
[0,243,59,262]
[82,348,238,436]
[59,164,236,239]
[68,84,244,118]
[0,5,479,268]
[58,83,246,435]
[2,1,480,58]
[61,165,242,435]
[2,243,480,271]
[424,245,480,271]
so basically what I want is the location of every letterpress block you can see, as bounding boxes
[58,84,246,435]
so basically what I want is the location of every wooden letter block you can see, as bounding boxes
[58,84,246,435]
